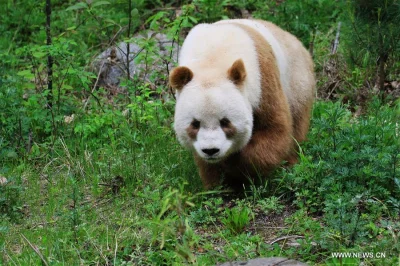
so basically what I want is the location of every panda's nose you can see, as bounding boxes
[202,148,220,156]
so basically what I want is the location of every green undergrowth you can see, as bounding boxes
[1,99,399,265]
[1,0,400,265]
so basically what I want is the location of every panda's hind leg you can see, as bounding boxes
[285,102,313,165]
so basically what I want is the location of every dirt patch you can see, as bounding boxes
[249,206,295,243]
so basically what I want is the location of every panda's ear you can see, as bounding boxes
[228,59,247,86]
[169,66,193,90]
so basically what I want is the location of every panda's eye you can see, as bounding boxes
[220,117,231,128]
[191,119,200,129]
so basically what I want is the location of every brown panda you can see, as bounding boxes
[170,19,315,189]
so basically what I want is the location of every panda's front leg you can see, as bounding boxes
[193,155,222,189]
[239,125,293,174]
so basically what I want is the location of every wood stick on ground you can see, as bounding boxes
[269,235,305,245]
[21,233,49,266]
[331,21,342,54]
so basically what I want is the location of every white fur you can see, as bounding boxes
[216,19,290,102]
[177,23,261,109]
[174,22,265,162]
[174,19,314,165]
[174,81,253,162]
[174,20,293,162]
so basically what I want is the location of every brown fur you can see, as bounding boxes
[186,125,199,139]
[194,155,222,189]
[221,120,237,138]
[194,22,314,188]
[227,59,247,86]
[256,20,315,164]
[169,66,193,90]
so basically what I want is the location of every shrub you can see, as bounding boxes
[222,206,253,235]
[284,99,399,246]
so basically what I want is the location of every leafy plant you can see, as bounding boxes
[254,0,344,46]
[283,99,399,260]
[222,206,253,235]
[343,0,400,91]
[190,197,224,225]
[1,0,400,265]
[146,184,198,264]
[0,177,23,222]
[255,196,284,214]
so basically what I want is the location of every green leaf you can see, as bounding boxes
[66,2,88,11]
[62,84,74,91]
[23,82,36,89]
[188,16,198,24]
[131,8,139,18]
[6,151,18,159]
[32,52,46,58]
[104,18,116,25]
[17,70,34,79]
[91,1,110,8]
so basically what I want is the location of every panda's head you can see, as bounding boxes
[170,59,253,163]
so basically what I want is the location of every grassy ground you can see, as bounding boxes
[1,99,399,265]
[1,1,399,265]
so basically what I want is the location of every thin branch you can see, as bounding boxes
[166,9,190,100]
[309,30,316,57]
[45,0,57,141]
[351,19,373,53]
[46,0,53,109]
[21,233,49,266]
[269,235,304,245]
[28,54,56,138]
[126,0,132,80]
[108,25,125,46]
[83,60,106,112]
[331,21,341,54]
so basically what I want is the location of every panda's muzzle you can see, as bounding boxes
[202,148,220,156]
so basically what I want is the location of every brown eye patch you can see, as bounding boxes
[191,119,200,129]
[220,118,236,138]
[220,118,230,128]
[186,119,200,139]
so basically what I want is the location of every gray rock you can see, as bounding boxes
[92,31,178,88]
[219,257,308,266]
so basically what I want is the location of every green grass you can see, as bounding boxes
[1,1,400,265]
[1,100,399,265]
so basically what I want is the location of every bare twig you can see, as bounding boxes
[114,235,118,266]
[309,30,316,57]
[45,0,58,140]
[253,226,288,229]
[126,0,132,80]
[108,25,125,46]
[83,60,106,111]
[46,0,53,108]
[268,235,304,245]
[326,80,340,100]
[4,251,18,266]
[21,233,49,266]
[166,9,190,100]
[331,21,341,54]
[29,220,58,229]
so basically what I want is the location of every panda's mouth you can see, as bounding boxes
[203,155,223,163]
